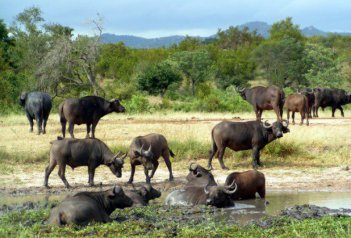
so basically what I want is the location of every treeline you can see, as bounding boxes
[1,7,351,114]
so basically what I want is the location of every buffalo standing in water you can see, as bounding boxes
[48,186,133,226]
[19,91,52,134]
[236,86,285,121]
[208,120,289,170]
[59,96,125,138]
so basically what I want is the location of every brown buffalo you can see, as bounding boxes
[125,184,161,207]
[186,163,217,187]
[48,186,133,226]
[44,137,126,188]
[59,96,125,138]
[284,94,309,126]
[128,133,174,184]
[225,170,265,200]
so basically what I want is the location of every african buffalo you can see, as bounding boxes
[44,137,126,188]
[186,163,217,187]
[313,88,351,117]
[125,184,161,207]
[284,94,309,126]
[165,180,237,208]
[59,96,125,138]
[19,91,52,135]
[128,133,174,184]
[298,88,315,118]
[207,120,290,170]
[48,186,133,226]
[236,86,285,121]
[225,170,266,200]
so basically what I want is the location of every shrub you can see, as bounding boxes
[124,95,152,113]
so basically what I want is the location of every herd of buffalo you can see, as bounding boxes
[17,85,350,226]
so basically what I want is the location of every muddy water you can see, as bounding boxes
[1,191,351,225]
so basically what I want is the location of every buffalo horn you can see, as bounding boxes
[113,185,122,195]
[282,120,289,127]
[262,120,272,129]
[139,144,145,155]
[204,184,210,195]
[223,180,238,194]
[189,162,198,171]
[147,144,152,153]
[306,88,313,94]
[236,86,245,93]
[121,153,128,161]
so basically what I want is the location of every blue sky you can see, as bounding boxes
[0,0,350,38]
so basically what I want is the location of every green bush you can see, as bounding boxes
[124,95,152,113]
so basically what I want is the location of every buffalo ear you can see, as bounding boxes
[134,150,141,157]
[139,186,148,197]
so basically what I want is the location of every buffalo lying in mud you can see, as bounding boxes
[44,137,126,188]
[19,91,52,135]
[225,170,266,200]
[59,96,125,138]
[284,94,309,126]
[236,86,285,121]
[48,186,133,226]
[313,88,351,117]
[186,163,217,187]
[125,184,161,207]
[208,120,290,170]
[165,180,238,208]
[128,133,174,184]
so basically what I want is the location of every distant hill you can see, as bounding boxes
[101,22,351,48]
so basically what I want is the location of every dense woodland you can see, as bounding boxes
[1,7,351,114]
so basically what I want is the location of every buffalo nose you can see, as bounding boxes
[116,173,122,178]
[276,132,283,138]
[206,199,212,205]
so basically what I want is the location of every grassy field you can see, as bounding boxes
[0,110,350,171]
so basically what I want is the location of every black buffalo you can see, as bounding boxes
[313,88,351,117]
[165,180,238,208]
[48,186,133,226]
[19,91,52,135]
[44,137,126,188]
[236,86,285,121]
[128,133,174,184]
[59,96,125,138]
[208,120,290,170]
[186,163,217,187]
[125,184,161,207]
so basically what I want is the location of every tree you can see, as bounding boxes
[216,26,263,50]
[170,50,213,96]
[137,60,182,96]
[269,17,304,41]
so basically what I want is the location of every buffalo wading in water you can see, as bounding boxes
[59,96,125,138]
[284,93,309,126]
[165,180,238,208]
[207,120,290,170]
[225,170,266,200]
[47,186,133,226]
[236,85,285,121]
[44,137,126,188]
[19,91,52,135]
[313,88,351,117]
[128,133,174,184]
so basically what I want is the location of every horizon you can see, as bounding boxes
[1,1,351,38]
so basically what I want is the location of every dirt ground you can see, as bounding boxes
[0,114,351,196]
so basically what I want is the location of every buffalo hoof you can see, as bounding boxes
[169,176,174,181]
[43,131,46,134]
[207,165,213,170]
[221,166,229,170]
[29,128,33,132]
[127,180,133,184]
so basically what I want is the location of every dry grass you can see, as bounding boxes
[0,110,350,172]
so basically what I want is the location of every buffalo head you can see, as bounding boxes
[134,144,154,170]
[262,120,290,138]
[139,184,161,201]
[186,163,215,183]
[106,185,133,208]
[107,151,127,178]
[235,86,247,100]
[204,180,237,207]
[109,99,126,113]
[19,92,27,107]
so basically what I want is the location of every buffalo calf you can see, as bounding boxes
[284,94,309,126]
[125,184,161,207]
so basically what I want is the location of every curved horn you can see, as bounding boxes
[147,144,152,153]
[121,153,128,161]
[282,119,289,127]
[113,185,122,194]
[189,162,198,171]
[307,88,313,94]
[262,120,272,129]
[223,180,238,194]
[236,86,245,93]
[204,184,210,195]
[193,170,200,177]
[115,151,122,158]
[139,144,144,155]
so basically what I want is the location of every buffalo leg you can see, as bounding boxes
[150,161,159,179]
[286,110,290,124]
[43,117,48,134]
[254,107,260,121]
[44,160,57,187]
[273,107,281,121]
[338,106,344,117]
[300,110,304,125]
[26,112,34,132]
[128,164,136,184]
[257,186,266,198]
[35,116,43,135]
[218,147,229,170]
[163,152,174,181]
[88,167,95,186]
[252,147,261,168]
[58,164,70,188]
[68,122,75,138]
[292,112,295,125]
[144,167,151,184]
[207,141,218,170]
[60,119,67,138]
[332,107,336,117]
[91,121,98,139]
[86,124,91,138]
[258,110,263,121]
